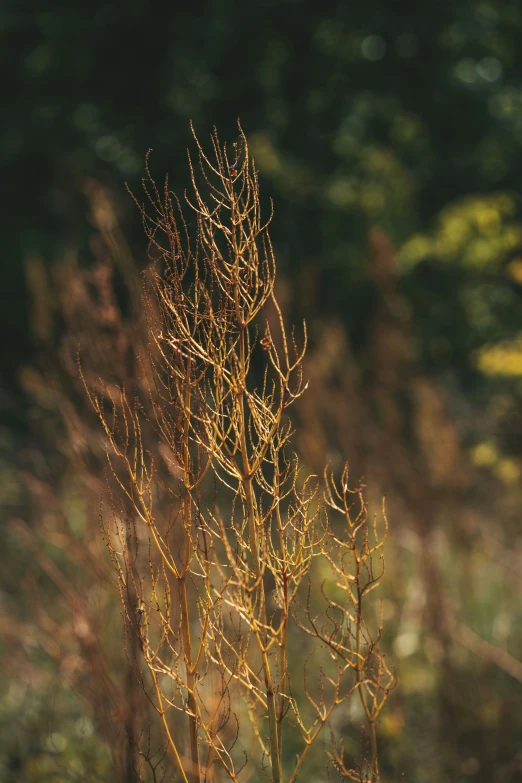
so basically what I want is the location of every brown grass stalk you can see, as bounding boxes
[83,123,394,782]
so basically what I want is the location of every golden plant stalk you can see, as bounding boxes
[83,124,394,783]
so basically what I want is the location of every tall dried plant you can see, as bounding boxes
[83,125,394,783]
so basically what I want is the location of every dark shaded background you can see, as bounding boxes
[5,0,522,396]
[3,2,522,782]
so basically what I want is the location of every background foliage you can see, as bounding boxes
[3,1,522,781]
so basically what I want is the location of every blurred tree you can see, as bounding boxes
[4,0,522,402]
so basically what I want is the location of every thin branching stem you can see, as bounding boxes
[84,123,394,783]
